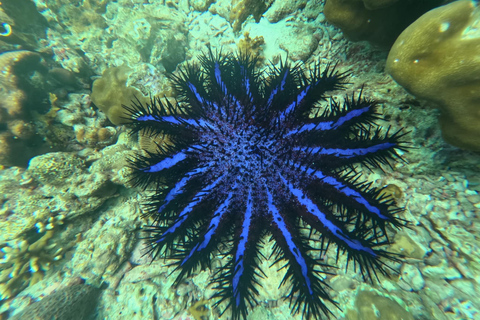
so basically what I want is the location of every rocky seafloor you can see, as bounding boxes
[0,0,479,319]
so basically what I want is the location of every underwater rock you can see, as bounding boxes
[264,0,308,23]
[0,0,49,50]
[28,152,86,186]
[346,289,414,320]
[9,283,100,320]
[244,14,319,62]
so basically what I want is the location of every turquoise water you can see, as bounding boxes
[0,1,479,319]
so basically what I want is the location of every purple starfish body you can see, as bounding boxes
[127,50,405,320]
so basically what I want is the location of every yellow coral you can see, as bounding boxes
[188,300,209,320]
[91,66,147,125]
[230,0,270,32]
[378,184,403,202]
[237,32,265,66]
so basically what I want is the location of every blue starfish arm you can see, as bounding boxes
[285,102,375,137]
[153,165,213,216]
[231,190,254,305]
[304,127,407,170]
[291,163,395,224]
[265,186,337,319]
[278,172,397,281]
[140,149,190,173]
[211,190,265,320]
[278,172,380,256]
[295,142,397,159]
[266,62,348,126]
[148,172,227,255]
[178,183,237,268]
[266,67,290,109]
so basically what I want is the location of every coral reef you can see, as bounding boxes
[40,1,187,87]
[0,51,43,120]
[378,183,404,203]
[263,0,309,23]
[243,12,322,62]
[43,0,108,34]
[74,126,116,148]
[0,2,478,320]
[0,50,52,166]
[230,0,273,32]
[386,0,480,151]
[0,49,92,167]
[0,230,63,300]
[324,0,448,46]
[189,300,209,320]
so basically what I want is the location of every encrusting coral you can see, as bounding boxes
[346,289,413,320]
[386,0,480,151]
[0,230,63,300]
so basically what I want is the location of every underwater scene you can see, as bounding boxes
[0,0,479,319]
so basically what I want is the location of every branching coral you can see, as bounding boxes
[0,231,64,300]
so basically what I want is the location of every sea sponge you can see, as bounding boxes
[91,66,146,125]
[386,0,480,151]
[324,0,446,46]
[75,126,116,147]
